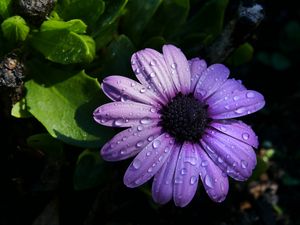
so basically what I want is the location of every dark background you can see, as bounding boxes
[1,0,300,224]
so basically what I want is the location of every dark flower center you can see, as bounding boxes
[159,93,209,143]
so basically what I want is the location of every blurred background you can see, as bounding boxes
[1,0,300,224]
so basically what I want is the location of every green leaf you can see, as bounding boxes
[24,60,114,148]
[0,0,12,19]
[40,19,87,34]
[11,98,32,118]
[1,16,30,42]
[145,0,190,39]
[100,35,135,77]
[183,0,229,44]
[121,0,162,44]
[227,42,254,67]
[57,0,105,26]
[92,0,128,49]
[74,149,107,190]
[27,133,64,159]
[30,28,95,64]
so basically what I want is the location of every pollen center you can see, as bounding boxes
[159,93,209,143]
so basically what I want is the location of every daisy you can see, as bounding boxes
[93,44,265,207]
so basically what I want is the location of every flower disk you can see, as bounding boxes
[160,93,208,143]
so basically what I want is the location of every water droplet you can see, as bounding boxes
[120,95,128,102]
[149,72,156,77]
[184,157,197,166]
[246,91,255,98]
[233,96,239,101]
[150,108,156,113]
[224,96,228,100]
[241,160,248,169]
[164,147,170,153]
[220,126,227,132]
[122,136,127,141]
[147,167,153,173]
[130,82,136,87]
[190,176,198,185]
[135,68,141,74]
[204,175,214,188]
[232,161,237,167]
[140,117,151,124]
[235,107,246,114]
[174,177,183,184]
[147,136,154,142]
[152,140,161,148]
[242,133,250,140]
[201,161,208,167]
[146,151,151,156]
[217,157,223,163]
[137,125,143,131]
[225,105,230,110]
[171,63,177,69]
[158,156,163,161]
[132,159,141,169]
[149,60,156,66]
[114,119,124,126]
[120,150,126,155]
[136,141,144,147]
[220,182,225,192]
[180,168,187,175]
[140,88,146,93]
[196,88,207,97]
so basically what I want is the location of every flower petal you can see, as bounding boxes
[201,128,257,181]
[189,57,207,92]
[101,125,162,161]
[206,79,246,106]
[152,144,181,205]
[208,90,265,119]
[123,133,175,188]
[173,142,200,207]
[101,75,164,106]
[195,144,229,202]
[194,64,229,101]
[209,120,259,148]
[93,102,160,127]
[163,45,191,94]
[131,48,176,102]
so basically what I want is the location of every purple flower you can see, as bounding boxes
[93,44,265,207]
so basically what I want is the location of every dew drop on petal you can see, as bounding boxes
[235,107,246,114]
[174,177,183,184]
[136,141,144,147]
[217,157,223,163]
[190,176,198,185]
[147,136,154,142]
[184,157,197,166]
[242,133,250,140]
[246,91,255,98]
[147,167,153,173]
[152,140,161,149]
[171,63,177,69]
[140,117,151,124]
[114,119,124,126]
[146,151,151,157]
[241,160,248,169]
[201,160,208,167]
[140,88,146,93]
[233,96,239,101]
[204,175,214,188]
[132,159,141,169]
[180,168,187,175]
[137,125,143,131]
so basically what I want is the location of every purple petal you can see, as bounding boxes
[163,45,191,94]
[206,79,246,106]
[208,90,265,119]
[201,128,257,181]
[209,120,259,148]
[152,144,181,205]
[195,144,229,202]
[101,125,162,161]
[131,48,176,102]
[101,76,164,106]
[194,64,229,101]
[189,57,207,92]
[123,133,175,188]
[173,142,200,207]
[93,102,160,127]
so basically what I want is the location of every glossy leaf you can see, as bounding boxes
[0,0,12,18]
[100,35,135,77]
[56,0,105,26]
[1,16,30,42]
[30,28,95,64]
[74,149,107,190]
[11,98,32,118]
[40,19,87,33]
[121,0,162,44]
[24,60,114,148]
